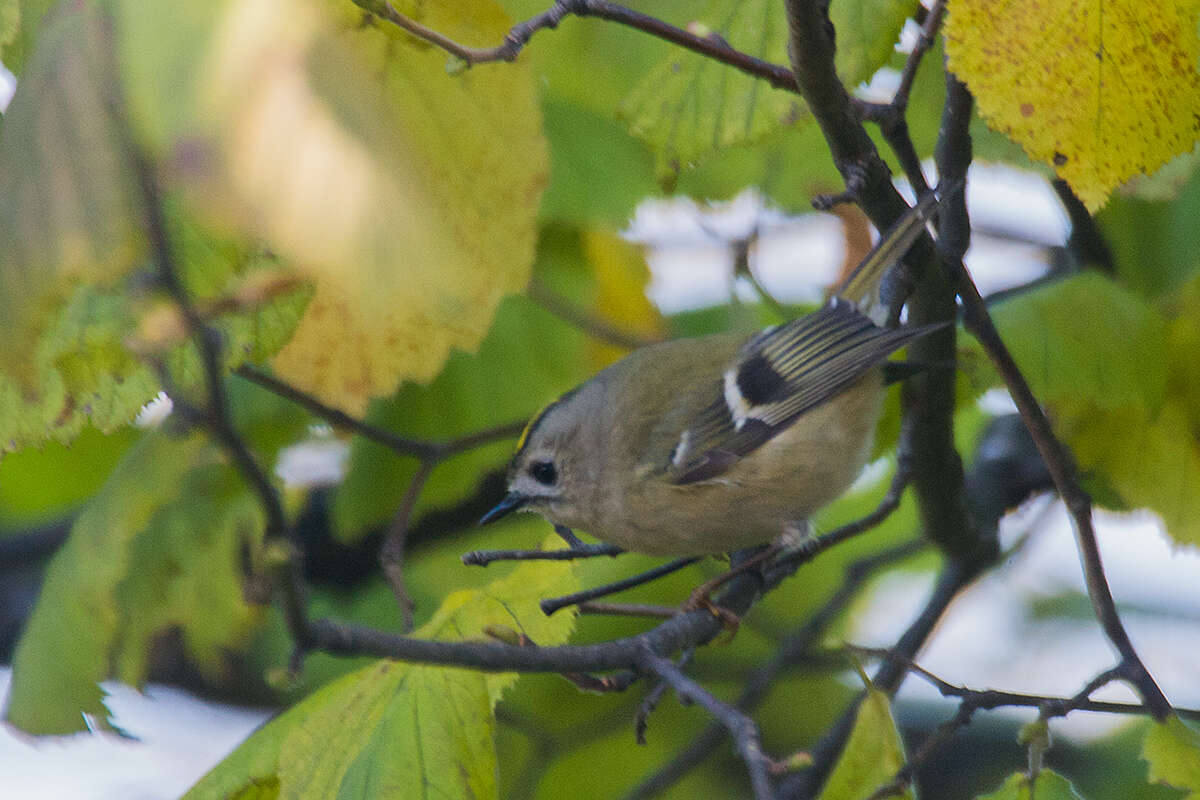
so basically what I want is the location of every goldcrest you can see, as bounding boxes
[481,196,941,556]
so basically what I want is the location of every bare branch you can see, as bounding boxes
[461,542,624,567]
[381,460,435,631]
[376,0,799,91]
[527,277,663,351]
[893,0,946,112]
[628,540,925,800]
[541,556,702,616]
[638,647,776,799]
[235,365,526,460]
[942,78,1171,720]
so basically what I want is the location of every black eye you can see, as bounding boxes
[529,460,557,485]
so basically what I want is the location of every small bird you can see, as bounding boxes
[481,194,942,557]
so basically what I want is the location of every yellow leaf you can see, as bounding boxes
[945,0,1200,210]
[582,230,664,370]
[184,0,548,413]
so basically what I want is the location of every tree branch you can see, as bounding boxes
[637,647,776,800]
[942,80,1171,721]
[527,277,663,351]
[107,69,315,652]
[374,0,799,92]
[627,540,926,800]
[235,365,526,460]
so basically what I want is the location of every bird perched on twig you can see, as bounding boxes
[482,192,943,557]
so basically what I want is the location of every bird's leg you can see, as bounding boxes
[680,543,782,635]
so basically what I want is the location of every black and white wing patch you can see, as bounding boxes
[667,300,939,484]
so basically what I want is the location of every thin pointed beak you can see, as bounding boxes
[479,492,530,525]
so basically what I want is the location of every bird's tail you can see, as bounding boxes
[832,189,942,322]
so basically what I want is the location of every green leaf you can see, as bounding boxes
[4,431,270,734]
[539,96,658,226]
[0,222,310,452]
[982,274,1168,413]
[184,550,578,800]
[618,0,804,184]
[0,0,57,76]
[965,274,1200,546]
[331,224,645,542]
[1100,167,1200,299]
[0,425,137,525]
[819,687,912,800]
[0,1,145,392]
[830,0,919,89]
[1142,716,1200,798]
[976,770,1088,799]
[1063,401,1200,546]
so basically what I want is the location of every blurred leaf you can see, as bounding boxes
[114,0,549,414]
[4,432,268,735]
[945,0,1200,210]
[0,1,144,391]
[539,96,658,226]
[0,215,310,451]
[974,274,1168,413]
[1121,144,1200,203]
[0,425,137,525]
[967,274,1200,546]
[0,0,58,76]
[581,229,665,370]
[184,548,578,800]
[830,0,918,89]
[1142,716,1200,798]
[675,120,844,210]
[331,223,648,542]
[1099,167,1200,299]
[1063,402,1200,546]
[618,0,803,183]
[819,687,912,800]
[976,770,1088,799]
[617,0,914,183]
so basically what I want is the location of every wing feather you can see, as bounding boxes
[665,193,945,485]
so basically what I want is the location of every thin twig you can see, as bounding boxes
[527,278,663,351]
[638,647,776,799]
[462,542,624,567]
[380,460,435,631]
[377,0,799,92]
[636,649,695,745]
[780,557,982,799]
[541,556,703,616]
[846,651,1196,800]
[235,365,526,459]
[893,0,946,111]
[850,0,947,209]
[578,602,679,618]
[111,81,313,649]
[628,540,925,800]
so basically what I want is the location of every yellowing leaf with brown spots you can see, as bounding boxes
[945,0,1200,210]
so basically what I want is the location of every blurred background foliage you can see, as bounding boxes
[1,0,1199,798]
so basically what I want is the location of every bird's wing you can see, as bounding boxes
[665,300,939,484]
